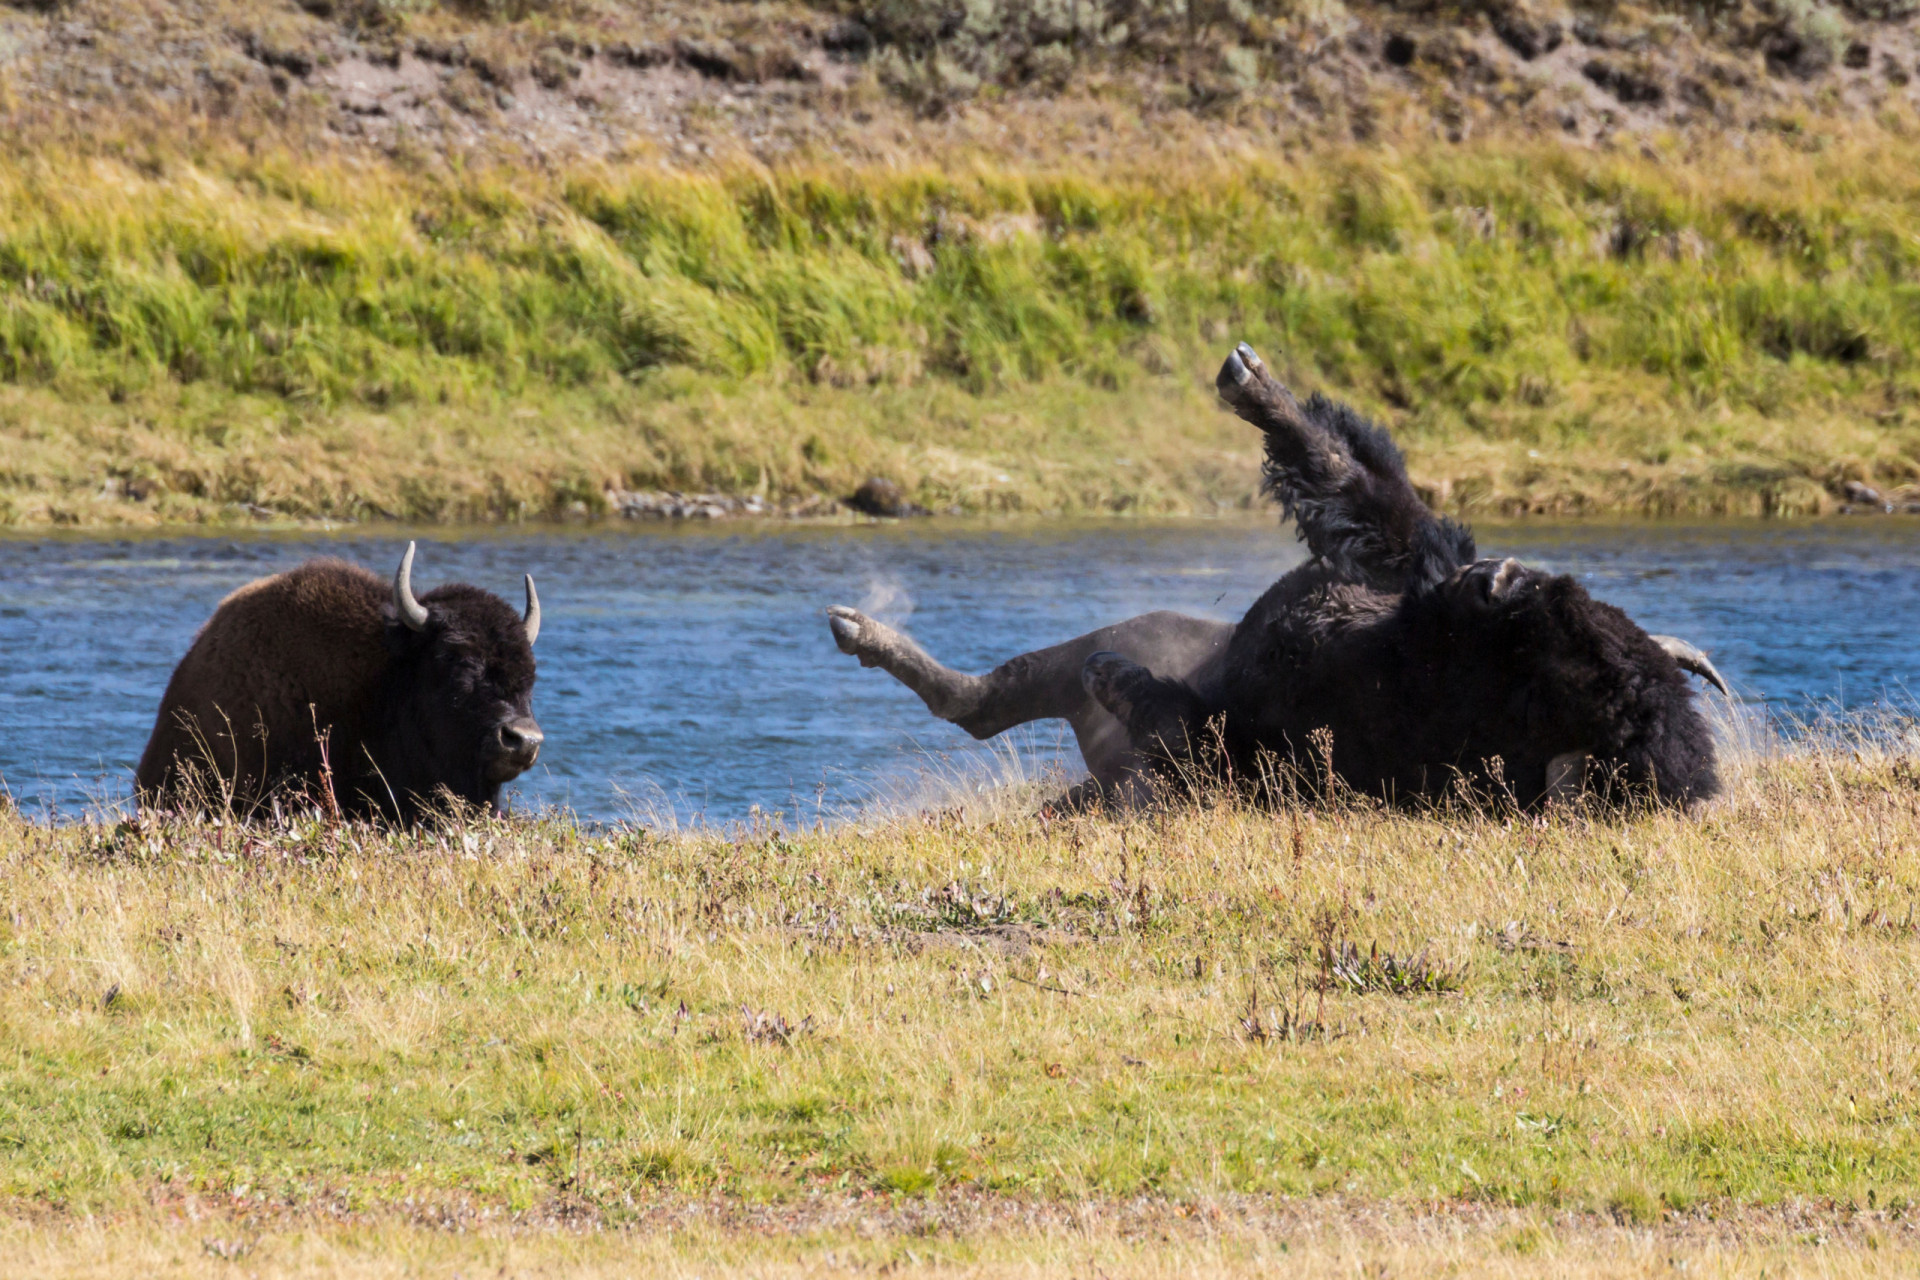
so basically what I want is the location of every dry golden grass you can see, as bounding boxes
[12,1206,1920,1278]
[4,721,1920,1272]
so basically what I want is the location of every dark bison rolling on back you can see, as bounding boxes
[136,544,544,821]
[829,342,1728,810]
[1083,344,1726,808]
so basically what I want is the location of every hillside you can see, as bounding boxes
[5,0,1917,161]
[3,0,1919,526]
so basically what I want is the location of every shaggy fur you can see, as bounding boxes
[135,558,540,821]
[1084,345,1719,808]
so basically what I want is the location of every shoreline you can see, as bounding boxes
[6,503,1920,540]
[8,507,1920,540]
[3,137,1917,535]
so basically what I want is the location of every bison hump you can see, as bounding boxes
[186,559,391,728]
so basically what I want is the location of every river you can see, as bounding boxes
[1,519,1914,823]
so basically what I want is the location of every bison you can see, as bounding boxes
[136,543,544,821]
[829,343,1728,810]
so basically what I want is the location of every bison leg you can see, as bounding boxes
[1217,342,1474,592]
[1080,652,1218,783]
[826,606,1231,795]
[826,606,988,725]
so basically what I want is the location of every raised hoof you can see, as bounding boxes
[827,604,906,671]
[826,605,873,658]
[1214,340,1308,429]
[1215,342,1266,401]
[1216,341,1270,402]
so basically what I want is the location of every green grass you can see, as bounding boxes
[8,742,1920,1243]
[4,131,1920,526]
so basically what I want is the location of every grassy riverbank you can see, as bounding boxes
[6,738,1920,1273]
[5,128,1920,528]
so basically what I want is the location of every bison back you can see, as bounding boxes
[135,559,390,809]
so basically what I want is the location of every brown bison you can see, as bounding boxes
[136,543,543,821]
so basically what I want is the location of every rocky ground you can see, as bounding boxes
[1,0,1916,164]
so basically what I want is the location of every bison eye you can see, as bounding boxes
[440,653,484,690]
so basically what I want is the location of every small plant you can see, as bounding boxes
[1323,939,1465,996]
[878,879,1022,931]
[1239,986,1350,1044]
[741,1005,812,1045]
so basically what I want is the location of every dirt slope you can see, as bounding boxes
[1,0,1915,163]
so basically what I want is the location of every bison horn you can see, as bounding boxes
[523,574,541,646]
[1651,635,1730,696]
[393,541,430,632]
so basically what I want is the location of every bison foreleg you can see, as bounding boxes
[1080,651,1216,785]
[1217,342,1473,591]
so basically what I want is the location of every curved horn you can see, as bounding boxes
[523,574,540,646]
[1651,635,1730,696]
[393,541,430,633]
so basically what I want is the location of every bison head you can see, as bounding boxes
[1419,556,1724,806]
[380,542,543,816]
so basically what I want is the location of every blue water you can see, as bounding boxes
[1,519,1915,822]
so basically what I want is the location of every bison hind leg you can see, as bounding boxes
[1080,652,1218,788]
[826,606,985,725]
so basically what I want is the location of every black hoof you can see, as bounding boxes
[826,606,864,654]
[1215,341,1273,406]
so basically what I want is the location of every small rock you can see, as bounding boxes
[1493,14,1562,61]
[1383,33,1416,67]
[676,38,742,81]
[245,35,315,78]
[1843,480,1884,507]
[1763,29,1832,80]
[890,234,936,279]
[1582,58,1664,106]
[413,38,467,67]
[532,47,581,90]
[605,41,672,70]
[847,477,930,519]
[822,20,874,60]
[607,490,783,520]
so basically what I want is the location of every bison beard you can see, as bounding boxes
[1081,344,1722,808]
[136,546,542,822]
